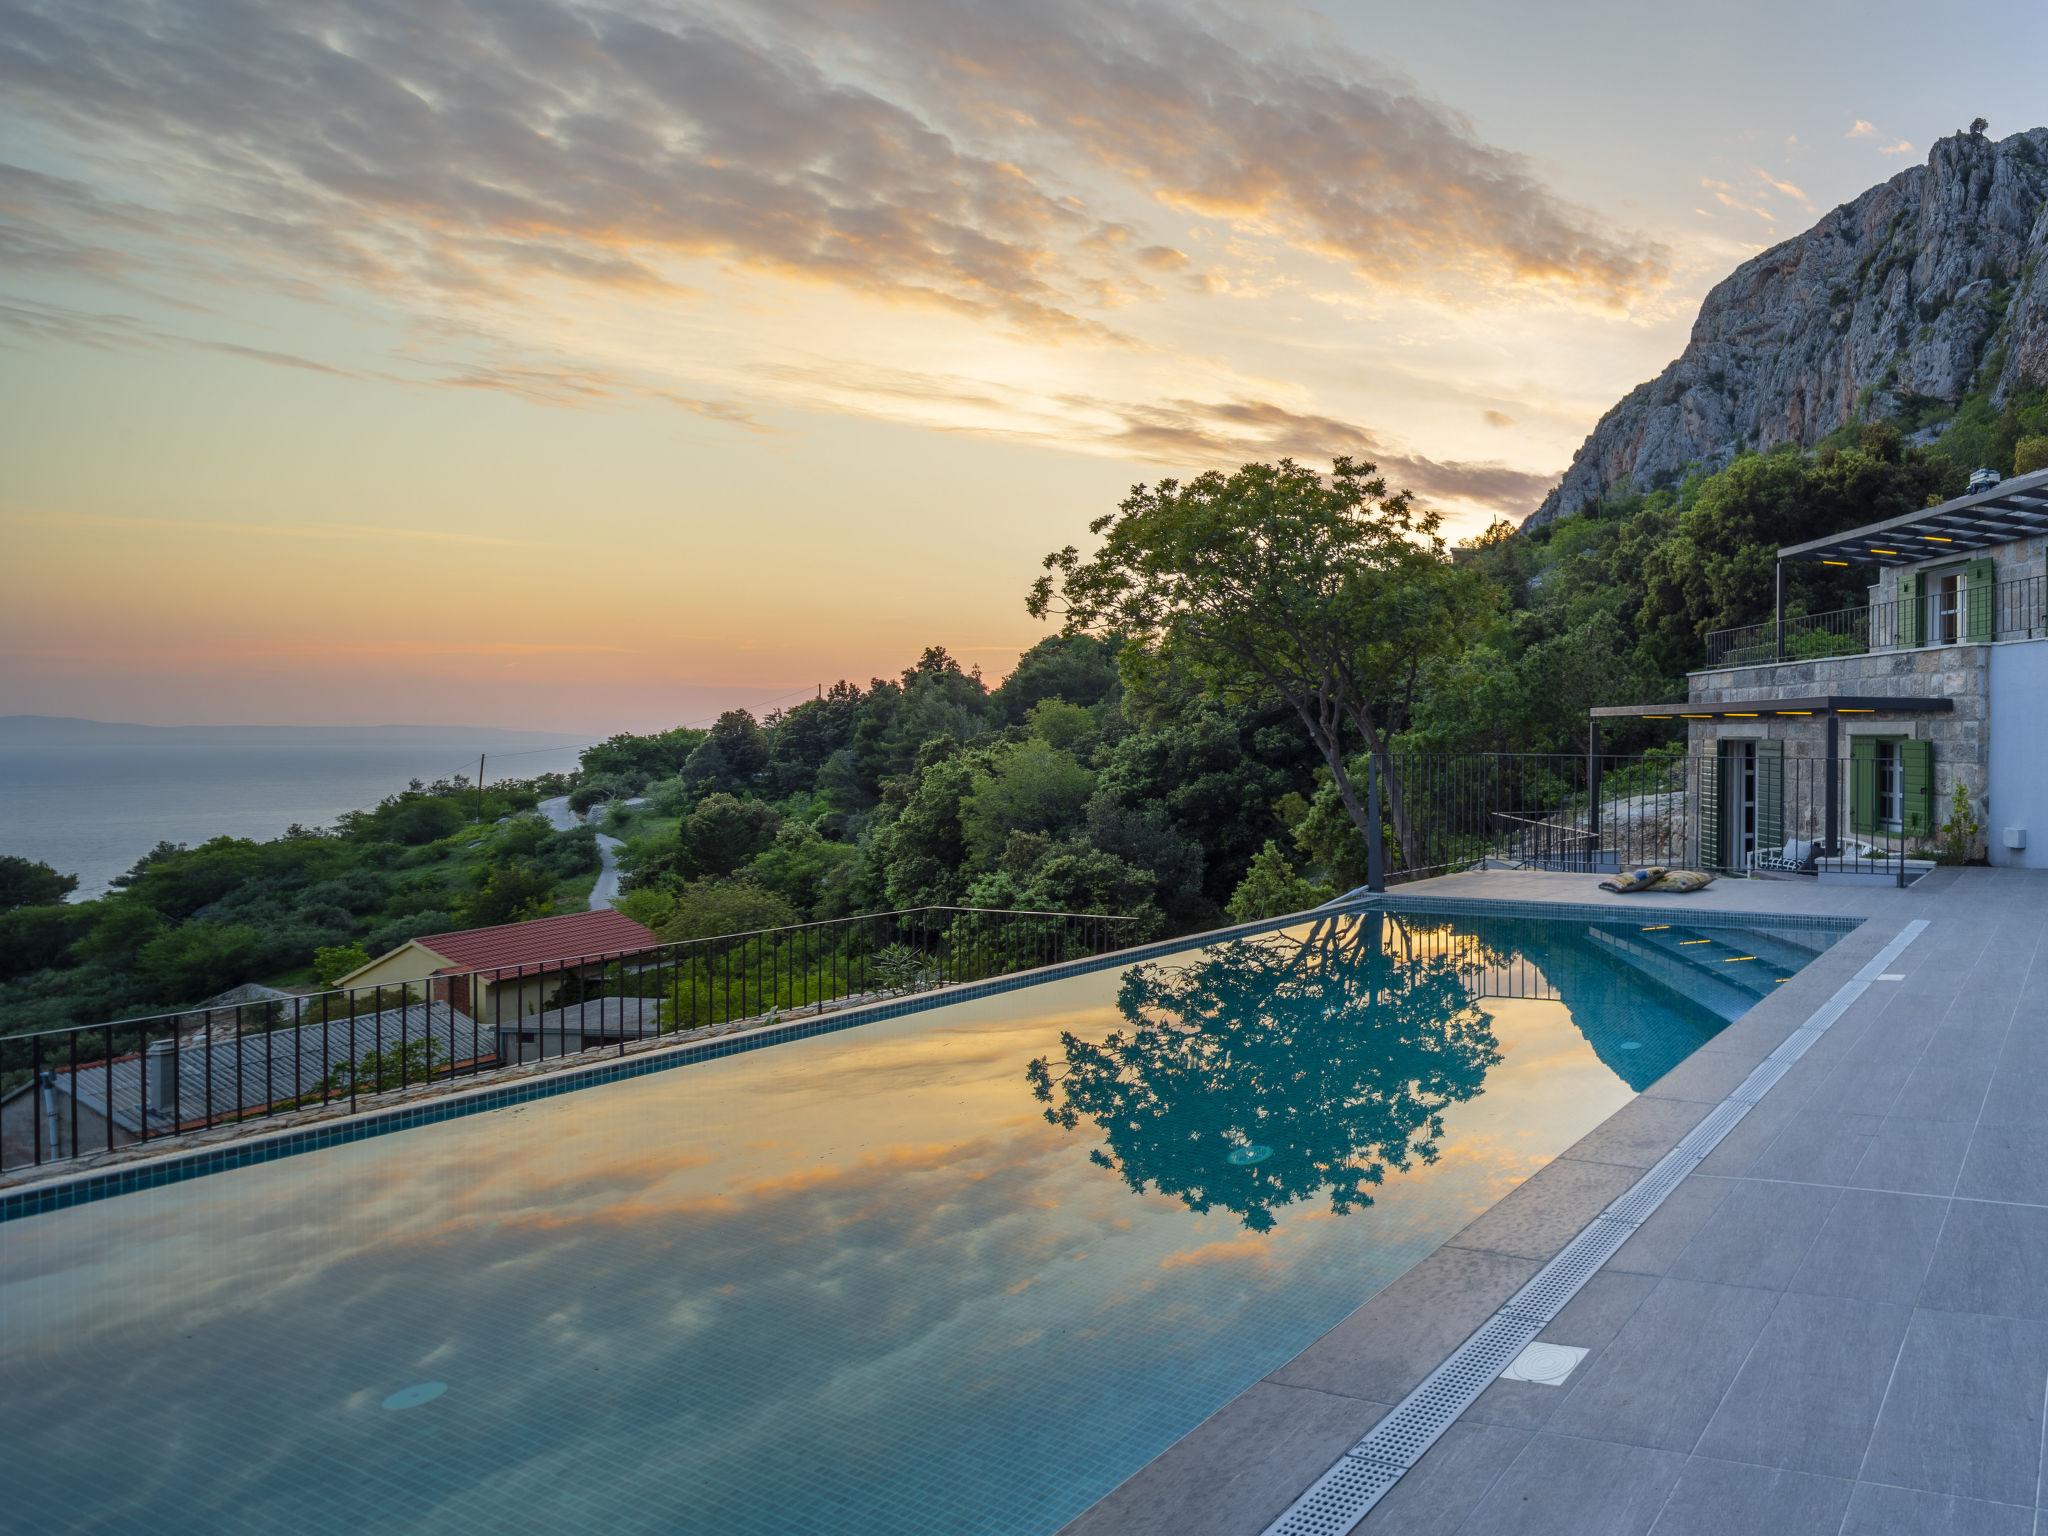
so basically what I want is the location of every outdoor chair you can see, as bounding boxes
[1746,837,1818,875]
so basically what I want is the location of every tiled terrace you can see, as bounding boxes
[1065,865,2048,1536]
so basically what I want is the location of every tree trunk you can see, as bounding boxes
[1286,693,1380,885]
[1333,702,1421,869]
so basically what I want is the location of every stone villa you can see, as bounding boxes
[1592,466,2048,876]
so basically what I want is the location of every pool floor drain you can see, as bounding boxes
[1228,1144,1274,1166]
[1499,1342,1588,1385]
[382,1382,447,1411]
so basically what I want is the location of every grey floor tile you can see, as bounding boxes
[1693,1293,1910,1477]
[1058,1381,1389,1536]
[1645,1049,1773,1105]
[1976,1039,2048,1130]
[1666,1177,1842,1290]
[1702,1009,1800,1059]
[1352,1421,1529,1535]
[1454,1433,1686,1536]
[1816,1039,1933,1118]
[1838,1480,2033,1535]
[1692,1102,1797,1177]
[1761,1047,1849,1111]
[1267,1246,1537,1403]
[1544,1278,1778,1452]
[1791,1188,1950,1305]
[1446,1157,1640,1262]
[1564,1097,1713,1171]
[1956,1124,2048,1206]
[1851,1116,1974,1196]
[1859,1308,2048,1506]
[1919,1199,2048,1322]
[1608,1176,1735,1277]
[1465,1271,1657,1431]
[1746,1110,1882,1184]
[1645,1458,1852,1535]
[1894,1031,2005,1123]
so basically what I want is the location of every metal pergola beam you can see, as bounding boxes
[1590,696,1954,720]
[1775,467,2048,566]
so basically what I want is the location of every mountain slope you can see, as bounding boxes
[1529,127,2048,526]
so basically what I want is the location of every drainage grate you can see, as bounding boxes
[1510,1216,1638,1313]
[1730,1057,1793,1104]
[1769,1026,1827,1064]
[1603,1147,1698,1225]
[1252,916,1929,1536]
[1677,1097,1751,1154]
[1264,1454,1404,1536]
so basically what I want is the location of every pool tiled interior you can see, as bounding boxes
[1,902,1847,1535]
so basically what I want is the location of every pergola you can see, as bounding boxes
[1759,466,2048,656]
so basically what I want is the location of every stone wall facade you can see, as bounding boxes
[1685,644,1988,855]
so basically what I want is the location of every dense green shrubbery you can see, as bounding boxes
[0,773,592,1033]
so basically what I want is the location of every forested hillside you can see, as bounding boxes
[4,387,2044,1037]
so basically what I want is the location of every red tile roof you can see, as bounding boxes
[415,908,657,973]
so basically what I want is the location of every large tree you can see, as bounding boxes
[1030,457,1490,868]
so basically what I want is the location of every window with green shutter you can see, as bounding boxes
[1849,737,1878,836]
[1755,739,1784,854]
[1965,557,1996,641]
[1900,738,1934,836]
[1697,750,1721,868]
[1896,570,1922,647]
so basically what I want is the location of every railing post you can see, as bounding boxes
[1824,711,1841,856]
[1774,558,1785,662]
[1586,721,1603,869]
[1366,754,1386,893]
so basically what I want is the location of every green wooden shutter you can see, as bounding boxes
[1896,571,1922,648]
[1697,749,1721,869]
[1849,737,1878,837]
[1965,557,1996,641]
[1900,739,1934,836]
[1755,739,1784,854]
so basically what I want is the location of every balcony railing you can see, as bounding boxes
[1706,573,2048,667]
[0,905,1140,1173]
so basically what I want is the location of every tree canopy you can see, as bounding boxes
[1031,457,1492,865]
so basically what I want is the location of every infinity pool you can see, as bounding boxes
[0,905,1845,1535]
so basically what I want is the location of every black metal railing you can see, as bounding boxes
[0,905,1138,1173]
[1376,749,1940,888]
[1707,573,2047,666]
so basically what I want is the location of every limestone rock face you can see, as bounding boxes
[1528,128,2048,527]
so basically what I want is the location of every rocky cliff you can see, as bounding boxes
[1529,127,2048,526]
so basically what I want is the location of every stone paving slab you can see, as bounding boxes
[1061,866,2048,1536]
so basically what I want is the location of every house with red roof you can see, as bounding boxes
[335,908,657,1031]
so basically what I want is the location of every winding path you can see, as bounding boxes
[537,794,625,911]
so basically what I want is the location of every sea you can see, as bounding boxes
[0,718,589,899]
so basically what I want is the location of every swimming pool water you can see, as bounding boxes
[0,906,1845,1535]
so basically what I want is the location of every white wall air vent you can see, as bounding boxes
[2005,827,2027,850]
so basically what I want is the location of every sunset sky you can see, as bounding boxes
[4,0,2043,731]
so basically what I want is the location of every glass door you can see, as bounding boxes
[1720,741,1757,868]
[1926,570,1962,644]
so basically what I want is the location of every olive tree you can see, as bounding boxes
[1029,457,1489,870]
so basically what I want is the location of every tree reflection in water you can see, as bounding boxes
[1026,912,1504,1232]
